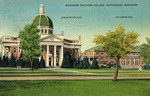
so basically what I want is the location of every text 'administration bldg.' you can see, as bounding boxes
[0,4,81,67]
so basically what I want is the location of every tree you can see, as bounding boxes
[61,51,72,68]
[2,56,9,67]
[78,60,84,69]
[40,56,46,68]
[82,57,90,69]
[19,24,41,70]
[9,54,16,67]
[90,57,99,69]
[16,52,23,67]
[73,58,80,68]
[141,38,150,64]
[93,24,139,81]
[33,58,40,69]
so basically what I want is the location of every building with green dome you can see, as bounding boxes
[0,4,81,67]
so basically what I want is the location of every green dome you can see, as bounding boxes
[32,15,53,28]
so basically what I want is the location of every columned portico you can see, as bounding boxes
[43,44,64,67]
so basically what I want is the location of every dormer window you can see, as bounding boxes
[5,38,10,41]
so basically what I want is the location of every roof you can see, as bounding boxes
[32,15,53,28]
[85,45,142,53]
[85,45,104,52]
[132,46,142,52]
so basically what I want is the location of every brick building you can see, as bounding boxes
[81,45,143,68]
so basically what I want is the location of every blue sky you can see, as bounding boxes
[0,0,150,51]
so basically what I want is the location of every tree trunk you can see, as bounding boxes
[113,58,120,81]
[30,58,33,71]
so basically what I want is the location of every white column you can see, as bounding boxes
[76,49,79,59]
[59,45,63,67]
[54,45,56,67]
[74,49,77,59]
[2,46,5,57]
[46,45,49,67]
[78,47,81,58]
[77,48,81,60]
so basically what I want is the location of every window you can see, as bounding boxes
[5,47,10,52]
[45,29,47,34]
[41,29,44,33]
[132,61,134,65]
[14,48,16,53]
[5,38,10,41]
[13,38,17,40]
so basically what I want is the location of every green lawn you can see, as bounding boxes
[0,68,150,77]
[0,80,150,96]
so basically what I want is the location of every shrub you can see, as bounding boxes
[33,58,40,69]
[143,65,150,70]
[40,56,46,68]
[61,51,72,68]
[9,54,16,67]
[90,57,99,69]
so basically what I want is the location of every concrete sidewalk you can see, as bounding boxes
[0,76,150,80]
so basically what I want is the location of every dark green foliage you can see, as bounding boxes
[90,57,99,69]
[40,56,46,68]
[143,65,150,70]
[2,56,9,67]
[78,60,84,69]
[16,53,23,67]
[73,59,77,68]
[61,51,73,68]
[141,38,150,64]
[22,60,30,68]
[16,59,22,66]
[82,57,90,69]
[61,58,66,68]
[19,24,41,70]
[73,58,79,68]
[0,57,2,67]
[33,58,40,69]
[9,54,16,67]
[77,57,90,69]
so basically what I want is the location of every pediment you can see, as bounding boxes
[40,35,63,42]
